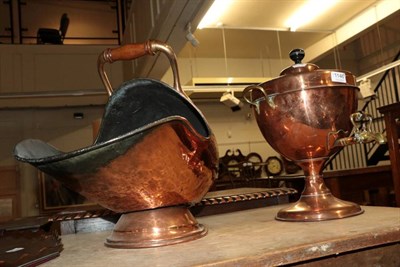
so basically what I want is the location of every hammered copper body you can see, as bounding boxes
[14,40,218,248]
[244,49,363,221]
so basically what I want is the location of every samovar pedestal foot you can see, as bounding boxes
[105,205,207,248]
[276,161,364,221]
[276,192,364,222]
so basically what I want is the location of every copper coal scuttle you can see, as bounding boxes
[244,49,385,222]
[14,40,218,248]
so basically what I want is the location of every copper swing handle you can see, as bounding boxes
[98,40,184,97]
[243,85,277,114]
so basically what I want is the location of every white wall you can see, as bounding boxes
[162,57,292,86]
[0,44,122,95]
[195,102,278,161]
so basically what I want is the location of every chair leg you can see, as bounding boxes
[37,34,42,44]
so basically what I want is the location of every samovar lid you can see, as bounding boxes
[280,48,319,75]
[254,48,358,95]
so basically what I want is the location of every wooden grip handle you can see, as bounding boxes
[108,41,153,62]
[98,40,184,96]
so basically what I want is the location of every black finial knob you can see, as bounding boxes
[289,48,305,64]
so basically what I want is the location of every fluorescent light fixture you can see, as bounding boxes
[285,0,338,31]
[198,0,232,29]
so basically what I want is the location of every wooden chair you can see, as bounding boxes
[378,102,400,207]
[37,13,69,44]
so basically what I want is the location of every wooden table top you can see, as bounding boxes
[43,205,400,267]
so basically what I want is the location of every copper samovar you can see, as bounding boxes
[243,49,384,221]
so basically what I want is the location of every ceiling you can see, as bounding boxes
[179,0,381,60]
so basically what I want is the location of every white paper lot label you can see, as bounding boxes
[331,72,347,83]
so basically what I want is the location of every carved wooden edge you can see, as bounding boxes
[194,188,298,207]
[48,188,298,222]
[49,209,117,222]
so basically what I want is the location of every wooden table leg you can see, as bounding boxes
[379,103,400,207]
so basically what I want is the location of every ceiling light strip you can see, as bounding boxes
[203,25,333,33]
[285,0,338,31]
[198,0,233,29]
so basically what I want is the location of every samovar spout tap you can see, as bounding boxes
[328,111,386,149]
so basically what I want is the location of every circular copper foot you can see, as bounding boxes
[276,193,364,221]
[105,206,206,248]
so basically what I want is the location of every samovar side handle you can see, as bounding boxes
[243,85,276,114]
[97,40,185,98]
